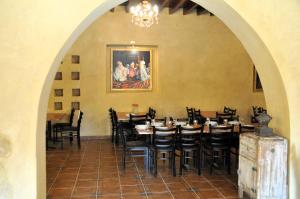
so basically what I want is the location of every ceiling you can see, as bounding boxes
[111,0,213,16]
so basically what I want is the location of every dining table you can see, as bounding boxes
[135,122,255,135]
[117,112,147,121]
[46,113,68,149]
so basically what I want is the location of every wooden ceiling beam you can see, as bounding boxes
[196,5,206,15]
[169,0,187,14]
[159,0,169,11]
[183,1,198,15]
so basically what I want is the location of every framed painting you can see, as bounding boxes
[107,45,156,92]
[253,65,263,92]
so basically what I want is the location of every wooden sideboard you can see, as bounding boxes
[238,133,288,199]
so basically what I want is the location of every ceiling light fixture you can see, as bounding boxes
[130,1,159,28]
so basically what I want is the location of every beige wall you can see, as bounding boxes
[48,7,265,136]
[0,0,299,198]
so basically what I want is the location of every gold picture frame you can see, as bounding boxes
[107,45,157,92]
[253,65,263,92]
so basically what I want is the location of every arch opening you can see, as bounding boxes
[36,0,291,198]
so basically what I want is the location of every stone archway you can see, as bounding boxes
[0,0,299,199]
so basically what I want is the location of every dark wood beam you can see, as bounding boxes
[169,0,187,15]
[159,0,169,11]
[183,1,198,15]
[196,6,206,15]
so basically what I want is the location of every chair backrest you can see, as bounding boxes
[216,112,234,124]
[179,126,203,148]
[69,108,76,125]
[111,110,119,127]
[193,108,206,125]
[148,107,156,119]
[72,110,83,130]
[252,106,267,117]
[153,127,177,149]
[223,106,237,115]
[186,107,194,124]
[208,124,233,149]
[129,114,148,126]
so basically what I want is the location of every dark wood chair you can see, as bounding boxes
[251,106,267,123]
[186,107,194,124]
[224,106,237,115]
[128,114,149,141]
[120,128,149,170]
[177,126,203,175]
[203,124,233,174]
[109,108,115,143]
[193,108,206,125]
[231,124,255,163]
[57,110,83,149]
[53,108,75,142]
[149,127,177,177]
[216,112,234,124]
[147,107,156,119]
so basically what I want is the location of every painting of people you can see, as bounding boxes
[109,46,154,91]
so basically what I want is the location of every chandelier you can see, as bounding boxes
[130,1,159,28]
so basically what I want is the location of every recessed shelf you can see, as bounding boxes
[54,89,63,97]
[72,89,80,96]
[71,72,80,80]
[55,72,62,80]
[71,55,80,64]
[54,102,63,110]
[71,102,80,110]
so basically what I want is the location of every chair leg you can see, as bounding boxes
[60,133,64,150]
[227,150,231,174]
[179,150,183,175]
[154,150,158,177]
[197,150,201,175]
[77,134,81,149]
[123,149,126,170]
[111,127,114,143]
[172,150,176,177]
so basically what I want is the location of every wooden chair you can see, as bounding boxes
[186,107,194,124]
[216,112,234,124]
[109,108,115,143]
[177,126,203,175]
[147,107,156,119]
[224,106,237,115]
[57,110,83,149]
[53,108,75,142]
[231,124,255,163]
[193,108,206,125]
[203,124,233,174]
[128,114,149,141]
[149,127,177,177]
[120,128,149,170]
[251,106,267,123]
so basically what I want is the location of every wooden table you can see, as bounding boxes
[135,123,255,135]
[117,112,147,121]
[46,113,68,149]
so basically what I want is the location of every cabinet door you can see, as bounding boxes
[238,156,257,198]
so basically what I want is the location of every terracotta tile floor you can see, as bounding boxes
[47,139,240,199]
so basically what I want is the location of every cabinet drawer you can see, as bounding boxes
[240,143,257,161]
